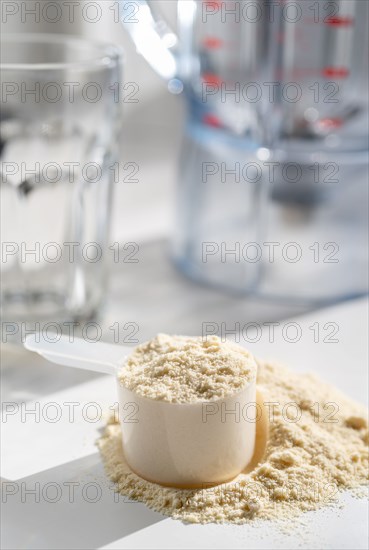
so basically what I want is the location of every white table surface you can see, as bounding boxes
[1,297,368,550]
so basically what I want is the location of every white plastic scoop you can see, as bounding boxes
[24,334,261,488]
[25,334,127,376]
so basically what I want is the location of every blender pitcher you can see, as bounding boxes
[121,0,369,302]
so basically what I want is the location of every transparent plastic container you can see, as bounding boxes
[123,0,369,303]
[173,113,368,304]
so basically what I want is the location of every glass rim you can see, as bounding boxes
[0,33,123,71]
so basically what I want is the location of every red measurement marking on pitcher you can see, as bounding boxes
[317,118,343,130]
[203,0,222,8]
[203,113,222,128]
[325,16,354,27]
[202,36,224,49]
[322,67,350,79]
[202,73,223,86]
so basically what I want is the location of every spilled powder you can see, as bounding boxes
[118,334,257,403]
[98,360,369,524]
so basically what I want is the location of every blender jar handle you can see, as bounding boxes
[119,0,179,81]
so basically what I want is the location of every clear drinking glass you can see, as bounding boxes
[0,34,123,326]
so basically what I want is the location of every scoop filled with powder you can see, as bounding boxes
[116,334,259,487]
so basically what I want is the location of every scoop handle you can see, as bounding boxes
[24,334,129,375]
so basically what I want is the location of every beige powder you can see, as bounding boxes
[118,334,257,403]
[98,359,368,524]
